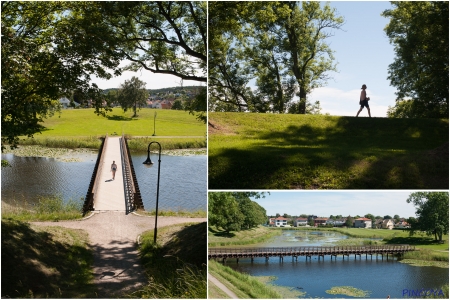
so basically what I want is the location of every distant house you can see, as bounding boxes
[382,219,395,230]
[269,217,289,227]
[333,218,347,227]
[374,219,384,229]
[395,221,410,229]
[355,218,372,228]
[314,217,328,227]
[294,218,308,227]
[59,97,71,109]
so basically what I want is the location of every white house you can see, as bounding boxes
[294,218,308,227]
[354,218,372,228]
[382,219,395,230]
[59,97,71,109]
[269,217,289,227]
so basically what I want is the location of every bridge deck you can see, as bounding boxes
[209,245,415,260]
[94,137,125,211]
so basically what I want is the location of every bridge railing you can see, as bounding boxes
[208,245,415,257]
[120,135,144,214]
[83,134,108,214]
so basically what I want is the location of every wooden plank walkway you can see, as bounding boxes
[209,245,415,261]
[94,137,125,211]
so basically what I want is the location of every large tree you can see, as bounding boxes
[382,1,449,118]
[407,192,449,243]
[208,192,244,233]
[116,76,148,117]
[208,1,343,114]
[1,1,121,149]
[99,1,207,82]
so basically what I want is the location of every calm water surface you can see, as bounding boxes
[224,230,449,298]
[1,152,206,212]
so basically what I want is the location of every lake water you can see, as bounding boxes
[1,152,206,212]
[222,230,449,298]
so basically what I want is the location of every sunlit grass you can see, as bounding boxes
[2,196,84,221]
[209,112,448,189]
[208,260,282,299]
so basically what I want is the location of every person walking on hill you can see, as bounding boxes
[356,84,371,117]
[111,161,118,180]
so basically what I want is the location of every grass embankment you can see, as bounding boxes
[11,108,206,151]
[208,260,304,299]
[2,196,85,222]
[208,225,281,247]
[209,112,449,189]
[1,219,96,298]
[131,222,207,298]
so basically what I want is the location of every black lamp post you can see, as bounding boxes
[143,141,161,244]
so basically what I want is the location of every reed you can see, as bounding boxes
[1,195,83,221]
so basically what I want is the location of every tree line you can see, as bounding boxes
[208,192,268,233]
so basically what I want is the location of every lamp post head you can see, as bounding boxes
[143,155,154,167]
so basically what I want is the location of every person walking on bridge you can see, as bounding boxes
[356,84,371,117]
[111,161,118,180]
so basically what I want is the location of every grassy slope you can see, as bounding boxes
[208,112,449,189]
[208,225,280,247]
[1,219,96,298]
[132,222,207,298]
[38,108,206,137]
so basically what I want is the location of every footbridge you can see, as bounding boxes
[83,135,144,214]
[209,245,416,263]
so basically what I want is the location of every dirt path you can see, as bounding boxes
[31,211,206,297]
[208,273,239,299]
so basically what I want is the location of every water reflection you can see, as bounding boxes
[1,152,206,212]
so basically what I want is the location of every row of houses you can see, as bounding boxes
[268,216,410,229]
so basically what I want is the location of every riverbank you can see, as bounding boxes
[208,260,305,298]
[208,225,281,247]
[2,197,207,222]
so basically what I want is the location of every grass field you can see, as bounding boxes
[12,108,206,151]
[38,108,206,137]
[208,225,280,247]
[208,112,449,189]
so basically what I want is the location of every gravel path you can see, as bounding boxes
[31,211,206,297]
[209,273,239,299]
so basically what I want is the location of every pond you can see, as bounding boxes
[222,230,449,298]
[1,152,206,212]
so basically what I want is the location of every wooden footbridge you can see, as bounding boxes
[209,245,416,263]
[82,135,144,214]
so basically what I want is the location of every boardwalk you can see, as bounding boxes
[94,137,125,211]
[209,245,415,262]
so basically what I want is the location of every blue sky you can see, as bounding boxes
[308,1,398,118]
[250,191,420,218]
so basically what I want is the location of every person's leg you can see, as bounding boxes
[367,107,371,118]
[356,107,363,117]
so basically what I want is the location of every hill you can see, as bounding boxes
[208,112,448,189]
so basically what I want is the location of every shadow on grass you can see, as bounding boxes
[208,116,449,189]
[106,115,134,121]
[208,226,236,238]
[1,219,97,298]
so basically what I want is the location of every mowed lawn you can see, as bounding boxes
[208,112,449,189]
[37,108,206,137]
